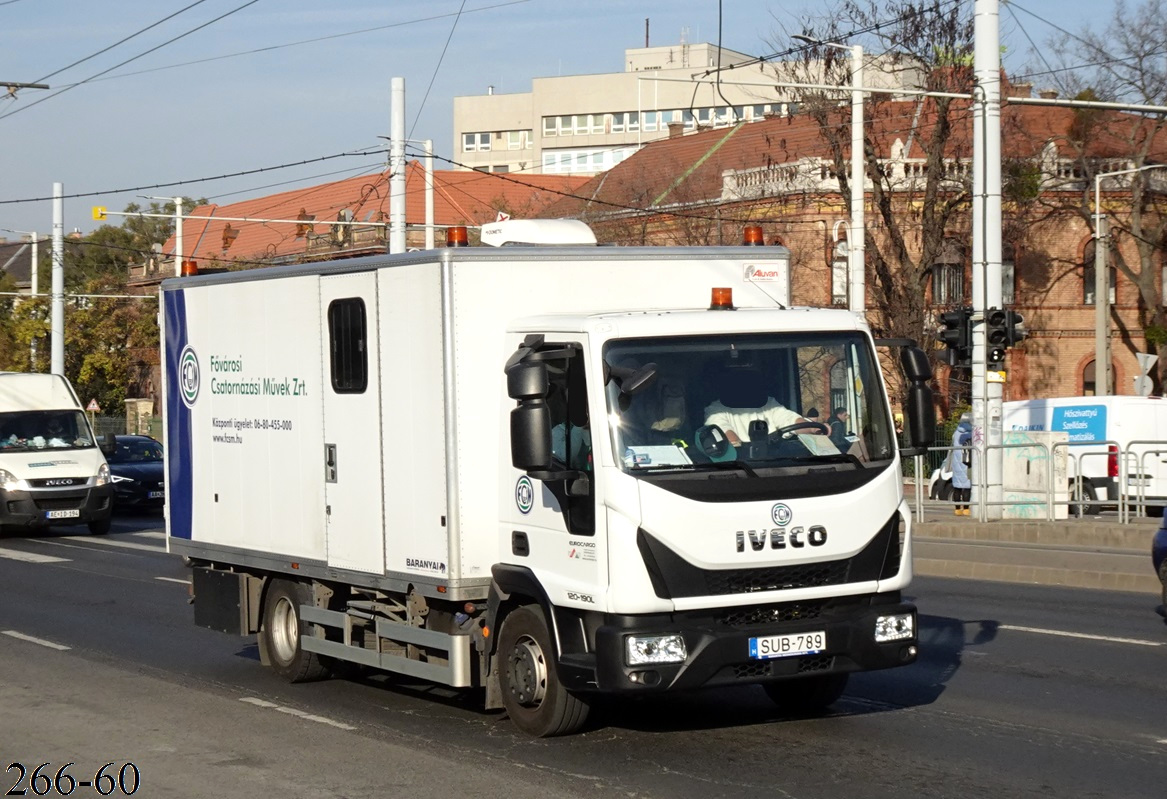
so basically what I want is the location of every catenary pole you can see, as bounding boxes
[389,77,406,254]
[51,183,64,376]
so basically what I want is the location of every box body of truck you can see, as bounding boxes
[0,372,113,534]
[1003,395,1167,510]
[164,242,928,735]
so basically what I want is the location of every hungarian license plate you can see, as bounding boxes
[45,509,80,520]
[148,491,164,499]
[749,630,826,659]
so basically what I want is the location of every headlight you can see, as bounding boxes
[0,468,23,492]
[96,462,110,486]
[874,613,915,642]
[625,634,687,665]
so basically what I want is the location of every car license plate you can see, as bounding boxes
[148,491,164,499]
[45,509,80,519]
[749,630,826,659]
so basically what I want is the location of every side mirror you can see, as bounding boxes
[506,360,548,401]
[900,346,935,455]
[510,401,551,471]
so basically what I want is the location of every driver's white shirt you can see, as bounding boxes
[703,398,802,442]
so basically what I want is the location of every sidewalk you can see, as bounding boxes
[912,514,1160,594]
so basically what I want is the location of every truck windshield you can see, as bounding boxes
[0,410,96,452]
[603,332,895,472]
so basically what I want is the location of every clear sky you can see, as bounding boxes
[0,0,1098,238]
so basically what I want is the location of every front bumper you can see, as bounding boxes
[0,485,114,529]
[561,592,916,694]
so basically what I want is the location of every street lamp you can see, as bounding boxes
[793,34,865,314]
[1092,163,1167,395]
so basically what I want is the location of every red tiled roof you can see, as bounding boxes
[165,163,589,264]
[546,98,1167,219]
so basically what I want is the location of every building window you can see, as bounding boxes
[611,112,623,133]
[641,111,660,132]
[1082,359,1113,396]
[1082,241,1116,305]
[542,117,556,137]
[462,132,490,152]
[932,241,965,305]
[1002,246,1016,306]
[506,131,525,150]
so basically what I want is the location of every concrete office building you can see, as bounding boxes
[453,39,924,177]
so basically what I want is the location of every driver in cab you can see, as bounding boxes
[703,367,823,447]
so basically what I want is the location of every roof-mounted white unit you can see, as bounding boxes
[479,218,597,247]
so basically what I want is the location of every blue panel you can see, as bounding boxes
[164,290,193,539]
[1052,405,1107,443]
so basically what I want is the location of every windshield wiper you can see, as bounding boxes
[692,460,759,478]
[755,453,863,468]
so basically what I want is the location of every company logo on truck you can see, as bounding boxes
[179,345,200,407]
[736,526,828,552]
[405,558,447,573]
[515,475,534,514]
[744,263,784,282]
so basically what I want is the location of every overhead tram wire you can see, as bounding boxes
[408,0,467,141]
[0,0,261,122]
[31,0,211,85]
[0,147,384,206]
[45,1,531,91]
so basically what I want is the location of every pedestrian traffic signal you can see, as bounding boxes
[938,307,972,367]
[1006,309,1026,346]
[985,307,1008,366]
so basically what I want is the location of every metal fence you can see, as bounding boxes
[907,439,1167,524]
[89,414,163,440]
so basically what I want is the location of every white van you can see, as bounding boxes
[1003,396,1167,512]
[0,372,114,535]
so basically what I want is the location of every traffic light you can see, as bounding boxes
[985,307,1008,366]
[1005,309,1026,346]
[938,307,972,367]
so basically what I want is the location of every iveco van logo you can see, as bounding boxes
[45,478,76,487]
[736,525,828,552]
[179,345,200,408]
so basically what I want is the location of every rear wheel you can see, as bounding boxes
[261,579,330,683]
[497,604,590,737]
[1069,479,1099,516]
[763,673,849,715]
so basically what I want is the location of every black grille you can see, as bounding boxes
[798,655,834,673]
[33,497,85,511]
[718,600,827,628]
[708,562,849,595]
[637,515,900,599]
[28,477,84,488]
[732,661,772,679]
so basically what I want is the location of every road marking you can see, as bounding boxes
[1000,624,1163,647]
[3,630,70,650]
[132,531,165,539]
[0,547,69,564]
[240,697,356,730]
[155,577,189,585]
[45,535,164,553]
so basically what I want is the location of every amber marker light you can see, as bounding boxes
[446,226,469,247]
[180,260,199,276]
[741,225,764,245]
[710,287,735,310]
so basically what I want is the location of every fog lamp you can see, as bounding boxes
[626,633,687,665]
[874,613,914,642]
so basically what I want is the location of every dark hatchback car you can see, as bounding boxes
[102,435,164,512]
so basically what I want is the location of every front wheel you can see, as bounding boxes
[1159,561,1167,610]
[261,579,330,683]
[763,673,849,715]
[87,516,111,535]
[1069,479,1099,516]
[497,604,590,737]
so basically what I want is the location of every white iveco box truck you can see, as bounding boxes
[163,221,935,736]
[0,372,113,535]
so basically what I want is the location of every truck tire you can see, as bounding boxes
[497,604,590,737]
[763,673,849,714]
[261,579,330,683]
[1159,561,1167,610]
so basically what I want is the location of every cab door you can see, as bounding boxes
[320,273,385,574]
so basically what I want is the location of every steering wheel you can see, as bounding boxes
[768,420,830,442]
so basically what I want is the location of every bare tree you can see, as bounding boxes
[1036,0,1167,391]
[775,0,976,409]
